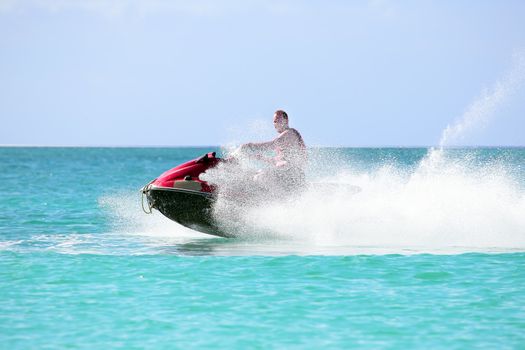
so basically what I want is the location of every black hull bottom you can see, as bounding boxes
[145,187,230,237]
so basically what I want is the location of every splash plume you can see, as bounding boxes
[439,50,525,147]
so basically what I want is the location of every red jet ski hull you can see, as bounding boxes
[142,152,231,237]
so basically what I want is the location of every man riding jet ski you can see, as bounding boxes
[240,109,307,191]
[141,110,307,237]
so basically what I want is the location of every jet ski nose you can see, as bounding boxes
[140,179,156,214]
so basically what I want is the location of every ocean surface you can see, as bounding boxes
[1,147,525,349]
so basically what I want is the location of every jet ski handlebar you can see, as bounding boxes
[195,152,218,164]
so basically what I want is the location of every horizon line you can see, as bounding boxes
[1,144,524,149]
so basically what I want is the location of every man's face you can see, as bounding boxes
[273,113,287,133]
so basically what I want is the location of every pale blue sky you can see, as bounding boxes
[1,0,524,146]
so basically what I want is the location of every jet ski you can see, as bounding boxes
[141,152,227,236]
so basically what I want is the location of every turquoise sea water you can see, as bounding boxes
[1,147,525,349]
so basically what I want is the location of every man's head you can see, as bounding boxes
[273,110,289,133]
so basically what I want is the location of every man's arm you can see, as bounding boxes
[243,129,293,151]
[242,139,275,152]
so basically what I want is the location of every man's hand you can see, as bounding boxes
[241,143,253,151]
[253,154,274,165]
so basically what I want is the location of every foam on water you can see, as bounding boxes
[99,192,201,239]
[199,147,525,253]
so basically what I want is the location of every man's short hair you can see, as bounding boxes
[275,110,288,120]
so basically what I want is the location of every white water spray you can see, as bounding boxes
[439,50,525,147]
[197,51,525,252]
